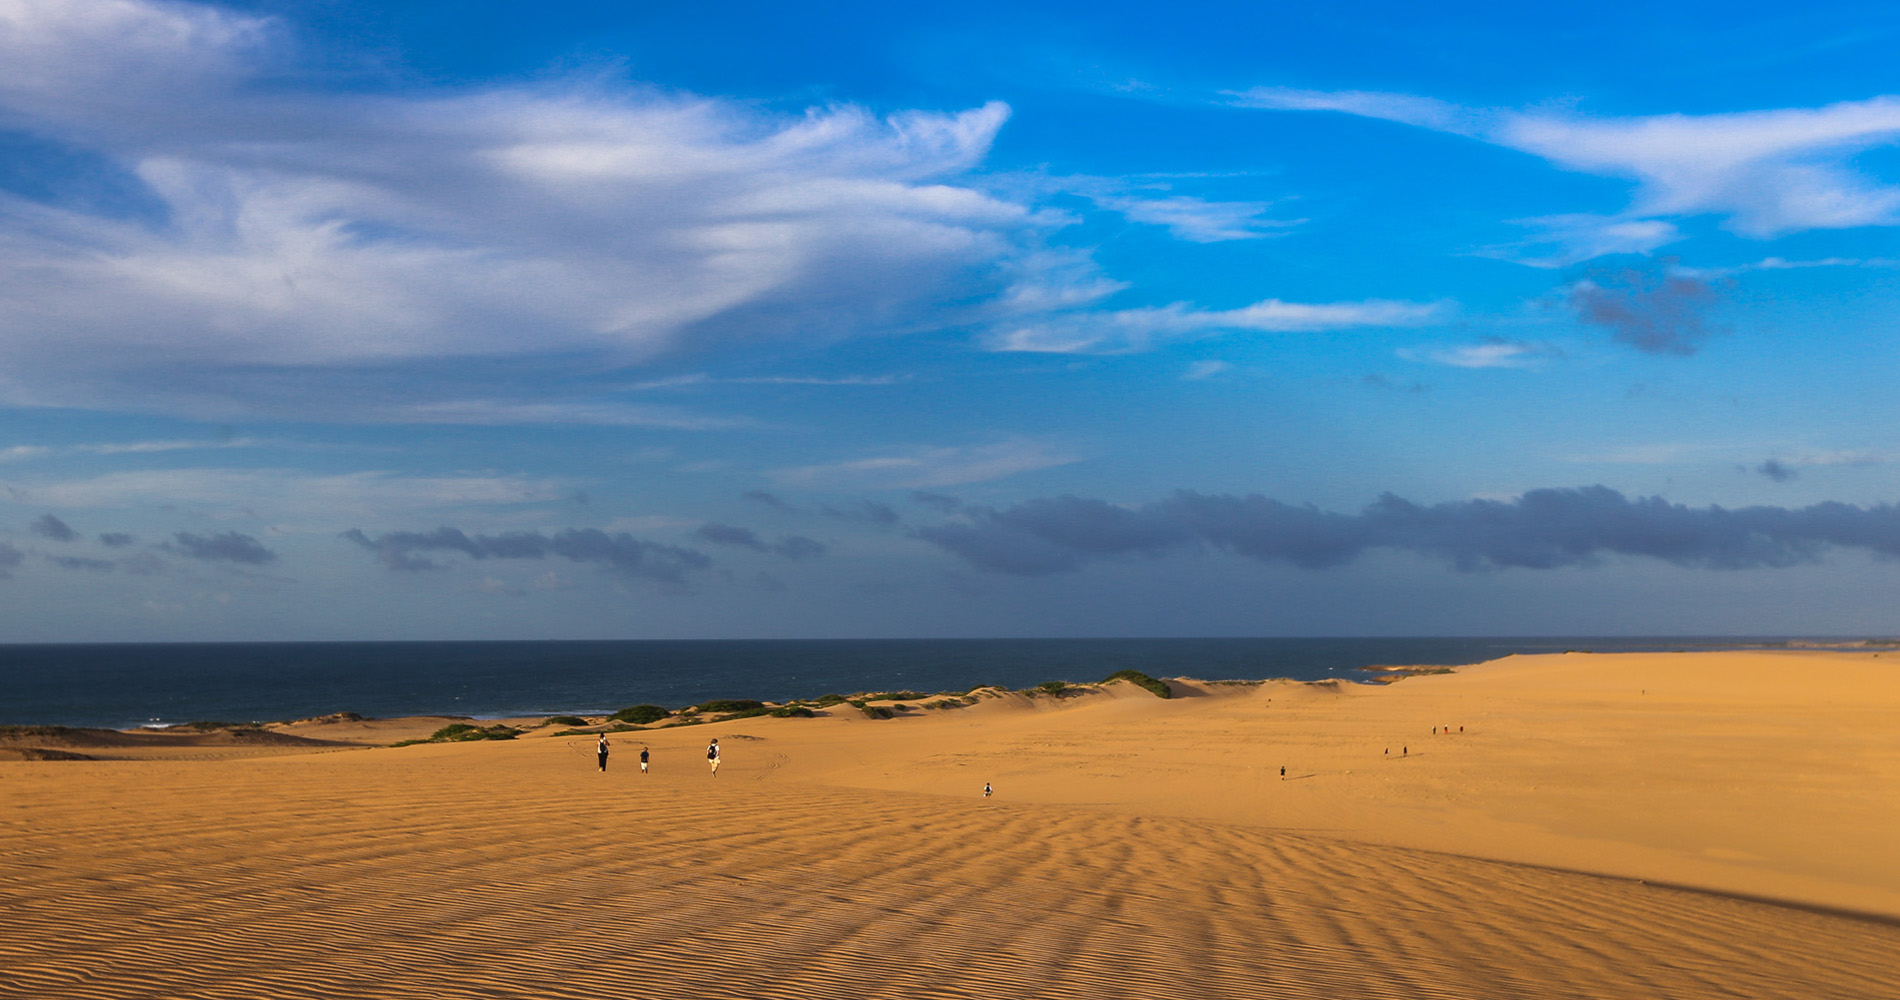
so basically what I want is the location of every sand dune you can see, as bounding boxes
[1,651,1895,999]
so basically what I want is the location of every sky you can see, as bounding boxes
[4,0,1900,640]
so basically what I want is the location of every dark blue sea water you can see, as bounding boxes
[0,637,1866,729]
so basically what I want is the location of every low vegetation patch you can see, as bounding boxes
[1031,681,1073,696]
[859,704,895,719]
[549,723,643,737]
[542,715,590,727]
[771,705,816,718]
[864,690,928,702]
[392,723,521,747]
[693,699,766,714]
[0,725,78,739]
[610,704,671,725]
[814,693,848,707]
[1101,669,1171,699]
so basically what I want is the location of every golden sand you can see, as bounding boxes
[2,650,1895,998]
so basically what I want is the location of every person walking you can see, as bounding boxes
[640,745,650,774]
[983,781,992,798]
[707,738,721,777]
[596,733,610,773]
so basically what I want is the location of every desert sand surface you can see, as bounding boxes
[2,650,1896,999]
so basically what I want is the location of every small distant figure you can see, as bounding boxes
[1384,748,1388,755]
[597,733,610,772]
[1279,765,1285,780]
[983,782,992,798]
[1432,726,1437,735]
[1403,746,1408,755]
[1458,725,1463,734]
[707,739,721,777]
[640,745,650,773]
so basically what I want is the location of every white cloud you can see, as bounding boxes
[1481,214,1682,268]
[375,400,748,430]
[1014,171,1300,243]
[1502,99,1900,236]
[0,1,1460,415]
[991,297,1446,353]
[0,0,1044,413]
[1560,444,1710,465]
[771,439,1079,489]
[1405,338,1561,369]
[1097,193,1297,242]
[1688,255,1900,276]
[1,467,569,516]
[0,444,53,462]
[625,372,907,390]
[1228,87,1489,135]
[1233,86,1900,242]
[1182,359,1230,380]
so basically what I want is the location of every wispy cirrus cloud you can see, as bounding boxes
[1404,338,1563,369]
[2,467,569,516]
[1482,215,1683,268]
[0,0,1462,416]
[0,437,270,463]
[1231,86,1900,243]
[772,439,1079,489]
[991,297,1445,353]
[0,0,1035,415]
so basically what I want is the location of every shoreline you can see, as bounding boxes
[9,634,1898,731]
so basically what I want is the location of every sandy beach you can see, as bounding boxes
[3,650,1896,999]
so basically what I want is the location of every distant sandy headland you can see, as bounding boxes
[3,650,1895,999]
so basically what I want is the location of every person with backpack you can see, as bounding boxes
[640,745,650,773]
[596,733,610,773]
[707,738,721,776]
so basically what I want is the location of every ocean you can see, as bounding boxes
[0,636,1854,730]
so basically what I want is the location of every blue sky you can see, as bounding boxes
[4,0,1900,640]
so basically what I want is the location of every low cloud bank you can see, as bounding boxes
[168,530,275,564]
[343,527,710,582]
[914,486,1900,575]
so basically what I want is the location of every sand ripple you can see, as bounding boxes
[1,744,1893,1000]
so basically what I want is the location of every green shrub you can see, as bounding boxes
[1035,681,1070,695]
[429,723,520,742]
[693,699,765,714]
[865,690,927,702]
[814,693,847,707]
[610,704,671,725]
[859,705,894,719]
[771,705,816,718]
[543,715,590,727]
[1101,669,1171,699]
[393,723,520,746]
